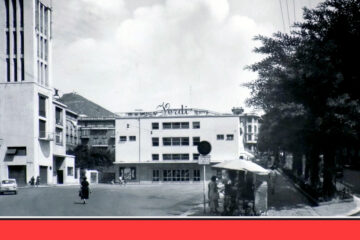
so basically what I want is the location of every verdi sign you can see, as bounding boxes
[157,103,189,115]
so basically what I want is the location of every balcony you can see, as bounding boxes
[55,119,63,126]
[39,132,54,141]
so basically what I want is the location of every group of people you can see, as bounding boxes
[208,170,272,216]
[29,176,41,186]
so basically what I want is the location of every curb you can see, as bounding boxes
[346,196,360,216]
[277,168,318,206]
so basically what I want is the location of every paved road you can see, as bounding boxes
[0,184,203,216]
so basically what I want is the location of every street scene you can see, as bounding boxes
[1,0,360,217]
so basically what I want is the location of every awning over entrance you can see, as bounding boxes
[212,159,269,175]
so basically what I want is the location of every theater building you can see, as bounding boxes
[114,106,243,183]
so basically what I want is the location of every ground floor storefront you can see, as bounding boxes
[1,155,78,186]
[110,163,221,183]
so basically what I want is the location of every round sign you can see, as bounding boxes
[197,141,212,155]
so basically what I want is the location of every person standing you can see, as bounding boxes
[79,177,90,204]
[208,176,219,214]
[36,176,40,187]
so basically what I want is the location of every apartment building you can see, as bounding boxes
[0,0,77,185]
[59,92,117,152]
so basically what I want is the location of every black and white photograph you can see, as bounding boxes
[0,0,360,217]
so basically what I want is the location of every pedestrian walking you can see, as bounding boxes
[79,177,90,204]
[119,175,126,186]
[208,176,219,214]
[29,176,35,186]
[36,176,40,187]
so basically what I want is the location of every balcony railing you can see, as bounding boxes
[39,132,54,141]
[55,119,63,126]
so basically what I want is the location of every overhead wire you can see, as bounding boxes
[293,0,296,22]
[285,0,291,32]
[278,0,287,33]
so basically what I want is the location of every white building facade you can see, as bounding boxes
[0,0,77,185]
[114,107,242,183]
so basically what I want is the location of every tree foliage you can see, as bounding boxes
[68,145,115,170]
[246,0,360,199]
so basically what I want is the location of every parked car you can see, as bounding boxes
[0,179,18,195]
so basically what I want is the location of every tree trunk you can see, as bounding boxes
[304,152,310,181]
[273,149,280,168]
[292,151,303,177]
[323,149,337,200]
[309,147,320,189]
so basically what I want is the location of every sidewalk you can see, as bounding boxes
[185,170,360,217]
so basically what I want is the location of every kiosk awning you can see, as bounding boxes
[212,159,269,175]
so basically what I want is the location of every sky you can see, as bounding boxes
[52,0,323,114]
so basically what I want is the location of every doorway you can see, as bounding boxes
[57,170,63,184]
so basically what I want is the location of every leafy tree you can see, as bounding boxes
[70,145,114,171]
[247,0,360,199]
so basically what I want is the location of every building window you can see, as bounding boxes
[152,170,160,181]
[217,134,224,140]
[55,107,63,125]
[152,122,159,130]
[39,119,46,138]
[6,147,26,156]
[152,154,159,161]
[193,169,200,181]
[67,167,74,176]
[248,125,252,133]
[172,170,181,181]
[181,137,189,146]
[39,95,46,117]
[13,58,17,82]
[129,136,136,141]
[254,125,257,133]
[35,0,39,29]
[181,122,189,129]
[162,122,189,129]
[181,170,190,181]
[163,170,172,182]
[20,0,24,27]
[55,128,63,145]
[248,134,252,141]
[193,153,200,160]
[193,122,200,129]
[6,58,10,82]
[152,137,159,146]
[12,0,16,27]
[21,58,24,81]
[163,122,171,129]
[119,136,127,142]
[193,137,200,146]
[13,31,17,55]
[119,167,136,180]
[5,0,9,28]
[162,137,189,146]
[163,137,171,146]
[6,32,10,55]
[163,154,189,161]
[44,8,48,36]
[226,134,234,141]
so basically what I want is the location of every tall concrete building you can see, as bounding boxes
[0,0,77,185]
